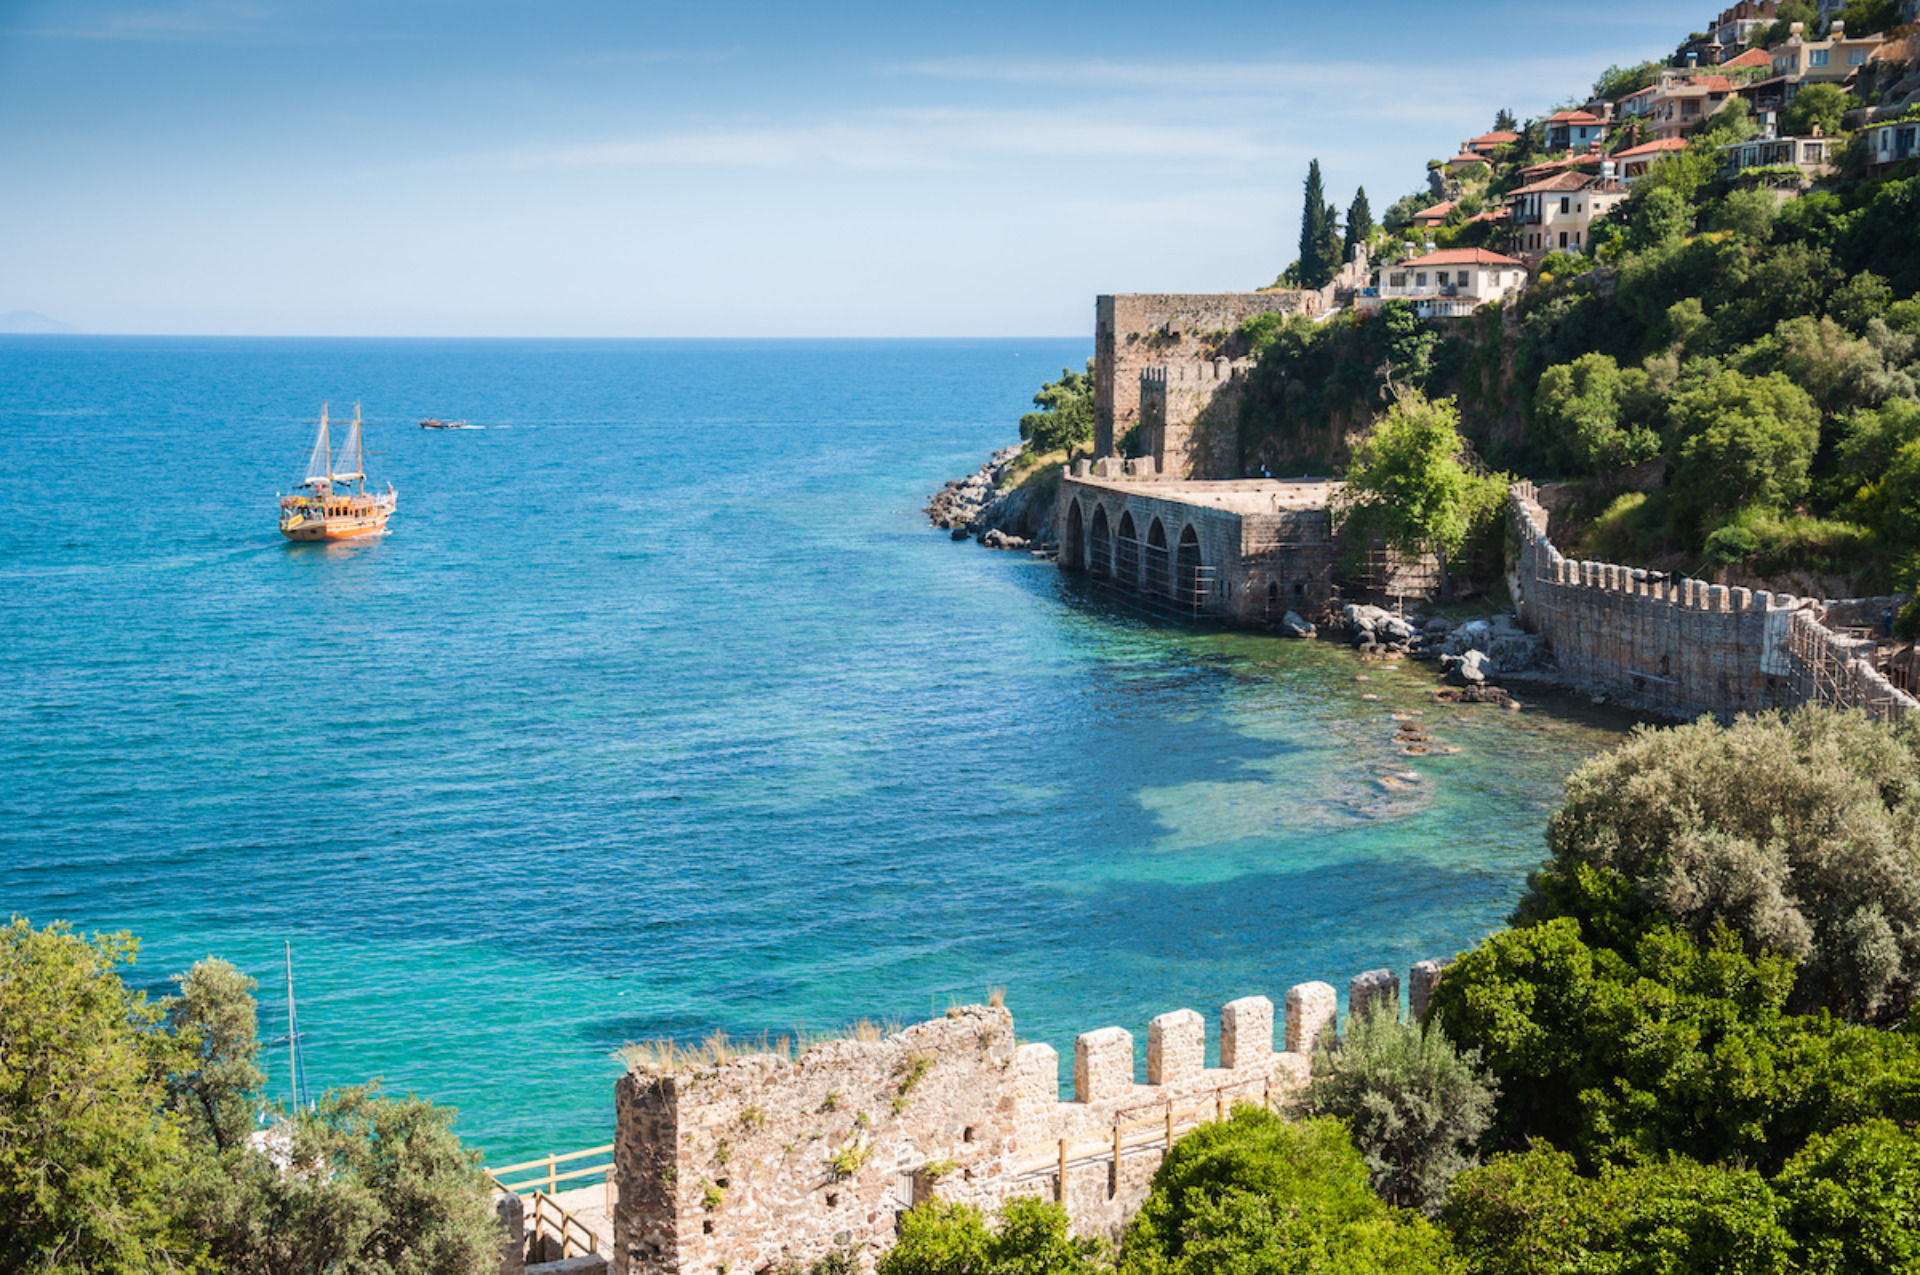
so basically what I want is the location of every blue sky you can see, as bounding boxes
[0,1,1686,336]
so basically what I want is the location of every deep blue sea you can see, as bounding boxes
[0,336,1631,1164]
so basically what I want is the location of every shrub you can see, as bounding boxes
[1667,369,1820,528]
[1777,1118,1920,1274]
[880,1197,1110,1275]
[1525,708,1920,1022]
[1120,1108,1462,1274]
[1295,1004,1498,1214]
[1018,363,1095,454]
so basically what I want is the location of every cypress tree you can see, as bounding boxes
[1344,187,1374,261]
[1298,160,1342,289]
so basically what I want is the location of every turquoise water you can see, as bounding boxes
[0,336,1630,1164]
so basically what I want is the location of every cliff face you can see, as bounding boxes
[926,444,1060,549]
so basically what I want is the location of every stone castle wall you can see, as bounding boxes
[1094,293,1318,461]
[612,960,1446,1275]
[1508,482,1916,720]
[1138,360,1254,479]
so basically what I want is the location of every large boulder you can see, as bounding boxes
[1281,610,1316,639]
[1441,649,1494,686]
[1344,603,1415,645]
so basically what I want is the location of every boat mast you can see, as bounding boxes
[303,404,334,491]
[284,940,307,1111]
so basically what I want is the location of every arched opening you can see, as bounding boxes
[1143,518,1170,598]
[1063,500,1085,571]
[1115,511,1140,586]
[1088,505,1112,578]
[1177,524,1205,609]
[1266,580,1280,622]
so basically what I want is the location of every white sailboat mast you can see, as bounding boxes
[333,403,366,487]
[302,404,334,488]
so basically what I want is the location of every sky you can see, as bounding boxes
[0,0,1688,336]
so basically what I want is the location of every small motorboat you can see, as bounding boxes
[419,417,483,430]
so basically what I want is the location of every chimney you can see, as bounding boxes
[1601,159,1618,182]
[1686,50,1699,68]
[1789,20,1804,37]
[1830,18,1845,36]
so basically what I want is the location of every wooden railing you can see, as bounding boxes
[525,1190,602,1261]
[488,1143,615,1197]
[488,1144,616,1260]
[1011,1076,1281,1201]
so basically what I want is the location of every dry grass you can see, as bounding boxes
[620,1019,905,1075]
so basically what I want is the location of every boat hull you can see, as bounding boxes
[280,511,392,541]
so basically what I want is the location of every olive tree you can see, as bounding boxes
[1295,1004,1497,1214]
[1521,708,1920,1022]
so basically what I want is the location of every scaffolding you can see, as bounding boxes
[1784,609,1919,723]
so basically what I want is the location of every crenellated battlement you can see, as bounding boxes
[611,959,1448,1274]
[1508,482,1914,720]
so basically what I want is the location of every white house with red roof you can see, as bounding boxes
[1545,109,1608,151]
[1612,136,1691,181]
[1464,130,1520,155]
[1360,248,1529,319]
[1508,168,1630,260]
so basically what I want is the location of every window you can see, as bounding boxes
[1437,270,1450,285]
[1810,49,1829,66]
[1415,272,1428,286]
[1848,49,1866,65]
[1388,272,1406,288]
[1560,196,1571,213]
[1559,231,1569,248]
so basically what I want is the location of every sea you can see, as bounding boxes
[0,336,1634,1165]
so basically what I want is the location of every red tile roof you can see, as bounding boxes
[1468,208,1512,223]
[1547,109,1606,124]
[1401,248,1526,267]
[1721,47,1772,68]
[1468,130,1521,146]
[1448,152,1493,166]
[1412,200,1456,221]
[1613,137,1691,159]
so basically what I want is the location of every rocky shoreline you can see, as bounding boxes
[925,444,1056,552]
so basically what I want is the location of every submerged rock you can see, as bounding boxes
[1280,610,1316,639]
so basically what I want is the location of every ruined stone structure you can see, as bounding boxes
[1509,482,1916,721]
[611,960,1445,1274]
[1093,254,1370,477]
[1054,467,1339,623]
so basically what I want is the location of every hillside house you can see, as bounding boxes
[1464,130,1520,155]
[1361,248,1528,319]
[1613,136,1691,180]
[1865,116,1920,174]
[1546,109,1608,151]
[1645,73,1738,140]
[1718,131,1836,180]
[1713,1,1779,48]
[1410,200,1455,229]
[1744,20,1887,110]
[1445,151,1494,176]
[1508,169,1629,260]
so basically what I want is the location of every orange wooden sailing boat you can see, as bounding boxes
[278,403,397,541]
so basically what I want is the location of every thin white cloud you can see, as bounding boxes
[477,107,1282,173]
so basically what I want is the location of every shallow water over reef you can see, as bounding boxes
[0,336,1634,1162]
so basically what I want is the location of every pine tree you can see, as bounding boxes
[1344,187,1374,261]
[1495,108,1518,132]
[1299,159,1341,289]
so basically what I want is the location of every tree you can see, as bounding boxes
[1709,187,1778,242]
[1120,1108,1461,1275]
[1783,83,1849,139]
[1344,188,1374,261]
[1778,1118,1920,1274]
[1295,1005,1497,1215]
[1494,108,1518,132]
[1524,708,1920,1022]
[1531,353,1663,473]
[1592,62,1663,101]
[1625,186,1694,253]
[1668,369,1820,525]
[166,957,266,1153]
[1298,160,1343,290]
[191,1084,502,1275]
[1840,0,1901,33]
[1447,1148,1795,1275]
[0,919,208,1272]
[1333,391,1507,598]
[881,1197,1110,1275]
[1018,361,1095,455]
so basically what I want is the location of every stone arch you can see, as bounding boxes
[1176,524,1205,606]
[1088,504,1112,578]
[1063,499,1085,571]
[1115,511,1140,586]
[1144,517,1170,598]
